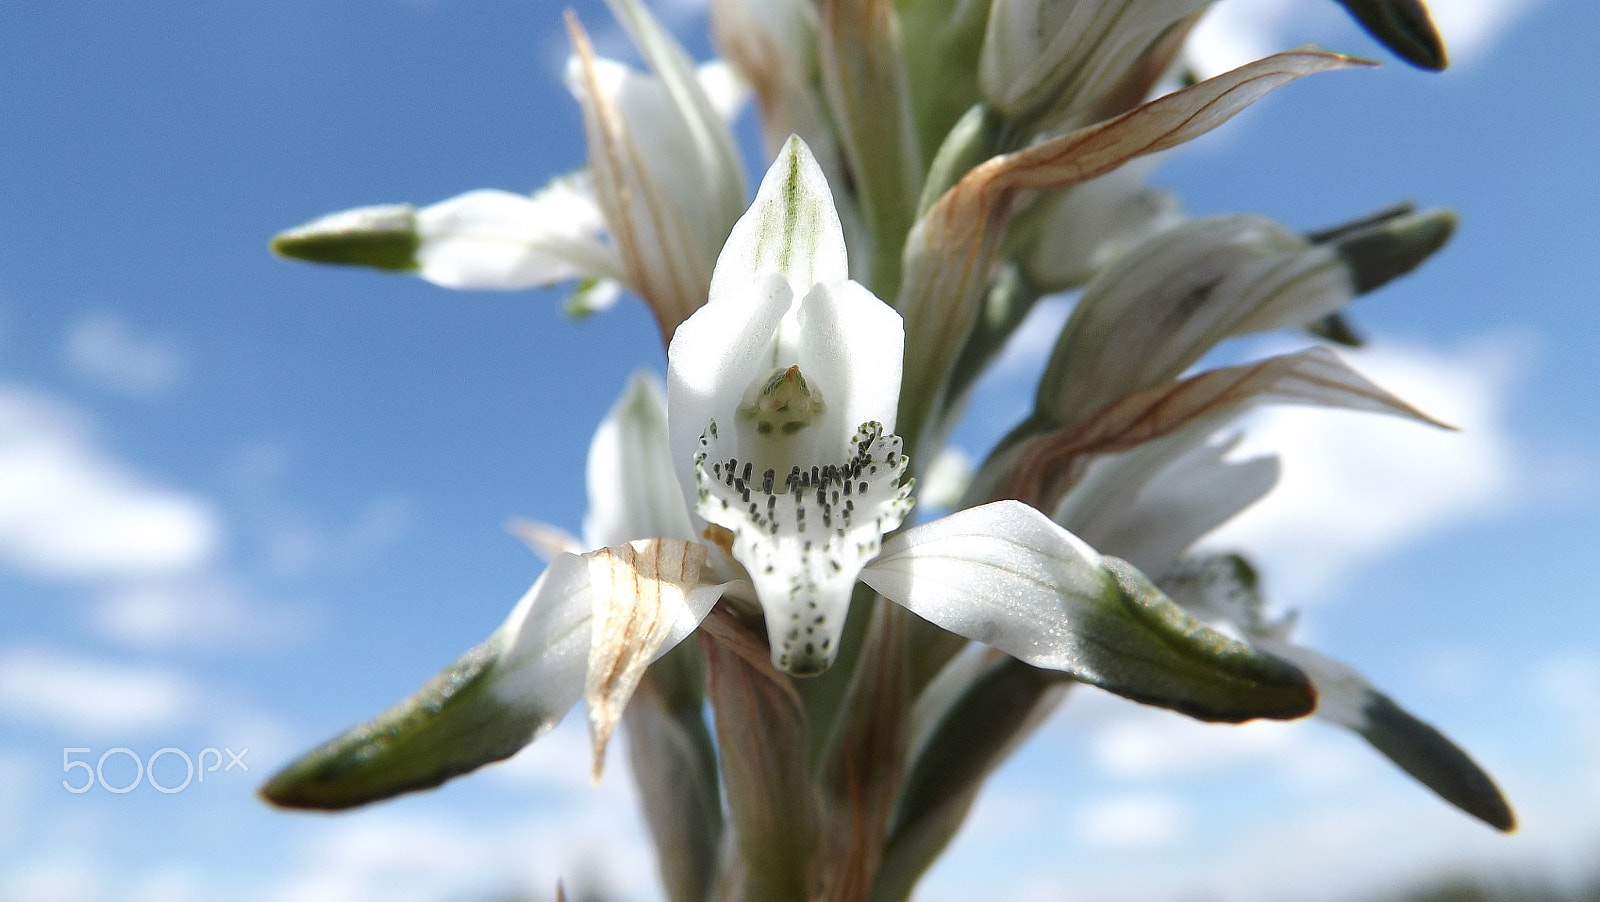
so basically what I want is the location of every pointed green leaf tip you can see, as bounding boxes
[1314,206,1457,296]
[270,204,421,272]
[1096,558,1318,723]
[259,638,547,810]
[1358,690,1517,831]
[1333,0,1449,71]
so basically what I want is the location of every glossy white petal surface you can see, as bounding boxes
[862,500,1113,669]
[414,181,620,290]
[487,553,596,714]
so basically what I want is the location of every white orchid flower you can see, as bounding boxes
[262,136,1319,812]
[272,0,746,338]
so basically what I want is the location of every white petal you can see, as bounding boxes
[486,553,596,713]
[585,372,697,549]
[1055,428,1279,578]
[414,182,621,290]
[980,0,1209,127]
[861,500,1114,669]
[566,1,747,332]
[492,547,721,730]
[603,0,747,232]
[796,278,905,445]
[1040,215,1351,425]
[695,420,913,675]
[1024,156,1184,291]
[709,136,848,304]
[668,272,794,506]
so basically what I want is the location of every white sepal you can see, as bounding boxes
[414,179,622,290]
[1054,428,1279,579]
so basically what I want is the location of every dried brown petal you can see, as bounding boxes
[996,347,1449,511]
[897,49,1370,445]
[585,538,707,780]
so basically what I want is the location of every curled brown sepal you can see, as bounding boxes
[996,346,1450,513]
[895,49,1371,447]
[565,6,744,343]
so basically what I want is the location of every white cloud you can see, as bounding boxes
[0,858,105,902]
[1202,337,1521,603]
[1187,0,1310,80]
[259,494,416,579]
[0,387,218,580]
[1074,793,1189,849]
[1428,0,1541,61]
[91,575,311,653]
[270,797,660,902]
[65,314,185,399]
[0,648,199,733]
[1091,709,1301,779]
[1187,0,1537,77]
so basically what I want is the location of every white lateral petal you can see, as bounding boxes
[668,273,793,507]
[796,279,905,446]
[414,183,621,290]
[861,500,1114,669]
[585,372,697,549]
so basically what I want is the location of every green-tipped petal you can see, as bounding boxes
[1164,554,1515,831]
[1276,644,1515,832]
[1324,207,1457,295]
[1332,0,1449,71]
[862,501,1316,722]
[261,555,593,810]
[271,204,420,272]
[1358,689,1516,832]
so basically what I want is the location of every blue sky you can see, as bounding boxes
[1,0,1596,899]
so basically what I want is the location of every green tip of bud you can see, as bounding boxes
[1323,207,1457,295]
[1358,690,1517,832]
[270,204,421,272]
[1309,311,1366,347]
[1334,0,1449,71]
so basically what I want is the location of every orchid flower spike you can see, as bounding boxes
[262,137,1317,813]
